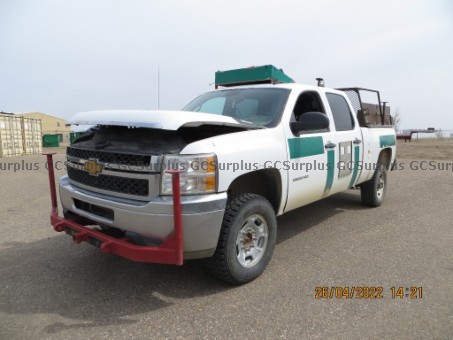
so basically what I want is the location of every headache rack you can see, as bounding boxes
[337,87,393,128]
[215,65,294,89]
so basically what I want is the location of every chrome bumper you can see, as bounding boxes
[59,176,227,259]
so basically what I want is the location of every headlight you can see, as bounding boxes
[160,153,217,195]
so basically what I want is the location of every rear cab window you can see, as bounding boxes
[325,93,355,131]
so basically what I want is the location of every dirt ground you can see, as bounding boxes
[397,138,453,160]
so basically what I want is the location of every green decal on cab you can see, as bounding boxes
[380,135,396,148]
[349,145,360,187]
[323,149,335,195]
[288,136,324,159]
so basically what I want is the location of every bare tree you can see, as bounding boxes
[392,108,401,131]
[436,128,443,139]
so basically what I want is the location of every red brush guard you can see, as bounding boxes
[44,153,184,265]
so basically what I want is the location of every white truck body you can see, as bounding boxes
[60,83,396,283]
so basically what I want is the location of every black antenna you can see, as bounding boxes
[157,64,160,109]
[316,78,324,87]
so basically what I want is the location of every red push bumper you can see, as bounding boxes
[43,153,184,266]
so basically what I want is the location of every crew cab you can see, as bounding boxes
[48,67,396,284]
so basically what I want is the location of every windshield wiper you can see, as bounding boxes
[233,118,264,129]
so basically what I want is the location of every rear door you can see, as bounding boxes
[322,92,363,195]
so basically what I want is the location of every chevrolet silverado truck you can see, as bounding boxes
[47,66,396,284]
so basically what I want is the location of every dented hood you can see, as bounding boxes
[69,110,261,130]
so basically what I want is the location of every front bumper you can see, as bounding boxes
[59,176,227,259]
[50,213,185,264]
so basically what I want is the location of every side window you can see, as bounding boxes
[290,92,328,135]
[326,93,355,131]
[293,91,325,121]
[197,97,226,115]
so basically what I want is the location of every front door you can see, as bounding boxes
[284,90,337,212]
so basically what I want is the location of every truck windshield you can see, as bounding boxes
[182,88,290,127]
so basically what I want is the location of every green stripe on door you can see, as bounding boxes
[323,149,335,195]
[380,135,396,148]
[349,145,360,187]
[288,136,324,159]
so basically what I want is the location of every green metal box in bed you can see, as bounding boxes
[215,65,294,88]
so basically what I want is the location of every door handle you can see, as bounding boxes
[324,142,336,149]
[353,138,362,145]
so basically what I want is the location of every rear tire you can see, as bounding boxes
[207,193,277,284]
[360,159,387,207]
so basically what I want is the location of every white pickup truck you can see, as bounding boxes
[51,76,396,284]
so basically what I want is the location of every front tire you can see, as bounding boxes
[207,193,277,284]
[360,159,387,207]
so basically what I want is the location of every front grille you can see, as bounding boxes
[67,146,151,166]
[67,167,149,197]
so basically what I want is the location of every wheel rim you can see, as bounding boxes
[376,172,385,198]
[235,214,269,268]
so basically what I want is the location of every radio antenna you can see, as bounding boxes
[157,64,160,109]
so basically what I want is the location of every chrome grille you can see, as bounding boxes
[67,167,149,197]
[65,147,159,200]
[67,146,151,166]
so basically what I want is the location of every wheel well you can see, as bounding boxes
[228,169,282,213]
[379,148,392,169]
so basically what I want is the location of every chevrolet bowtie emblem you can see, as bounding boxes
[84,159,103,176]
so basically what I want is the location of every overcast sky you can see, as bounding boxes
[1,0,452,130]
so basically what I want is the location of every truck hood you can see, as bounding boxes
[69,110,261,130]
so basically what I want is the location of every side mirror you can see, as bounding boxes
[290,112,329,136]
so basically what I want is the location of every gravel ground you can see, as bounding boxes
[0,149,452,339]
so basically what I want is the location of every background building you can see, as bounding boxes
[18,112,71,144]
